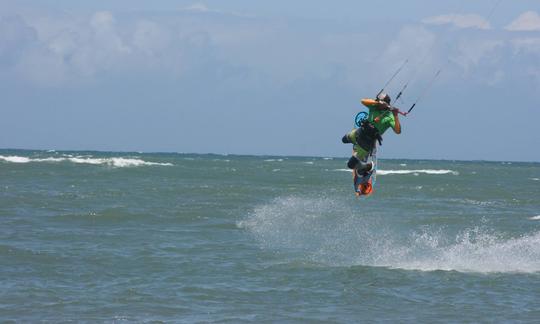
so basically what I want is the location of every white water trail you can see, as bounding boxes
[240,196,540,274]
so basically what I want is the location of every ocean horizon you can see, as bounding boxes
[2,147,539,164]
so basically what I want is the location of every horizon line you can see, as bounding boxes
[1,147,539,164]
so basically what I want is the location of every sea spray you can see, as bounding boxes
[242,196,540,273]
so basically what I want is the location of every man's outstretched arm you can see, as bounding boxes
[361,98,390,110]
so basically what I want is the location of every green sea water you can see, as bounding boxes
[1,149,539,322]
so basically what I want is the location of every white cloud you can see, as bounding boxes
[2,4,536,92]
[133,20,171,56]
[511,37,540,54]
[89,11,130,56]
[382,25,436,67]
[423,14,490,30]
[451,39,505,84]
[3,10,140,85]
[506,11,540,31]
[184,3,209,13]
[180,3,252,18]
[90,11,114,31]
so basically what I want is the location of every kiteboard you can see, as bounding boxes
[352,149,376,197]
[352,111,377,197]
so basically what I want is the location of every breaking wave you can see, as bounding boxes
[0,155,172,167]
[332,169,459,175]
[0,156,32,163]
[239,196,540,273]
[377,169,459,175]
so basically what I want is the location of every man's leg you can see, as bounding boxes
[353,148,373,175]
[347,155,359,169]
[355,160,374,175]
[342,129,358,144]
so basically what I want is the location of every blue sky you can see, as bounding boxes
[1,0,539,161]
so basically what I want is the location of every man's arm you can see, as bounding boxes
[361,98,390,110]
[362,98,403,133]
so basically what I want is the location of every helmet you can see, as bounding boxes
[377,93,391,104]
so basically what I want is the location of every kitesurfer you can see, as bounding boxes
[342,93,402,176]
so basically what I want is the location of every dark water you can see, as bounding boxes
[1,149,539,322]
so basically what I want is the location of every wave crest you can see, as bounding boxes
[0,155,172,167]
[0,156,31,163]
[332,169,459,175]
[378,169,459,175]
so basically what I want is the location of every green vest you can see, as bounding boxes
[368,108,396,135]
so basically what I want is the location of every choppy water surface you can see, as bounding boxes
[1,149,539,322]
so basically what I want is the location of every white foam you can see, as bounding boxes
[331,168,458,175]
[531,178,540,181]
[377,169,459,175]
[34,157,67,162]
[264,159,284,162]
[0,155,172,167]
[530,215,540,220]
[69,157,102,165]
[389,228,540,273]
[69,157,172,167]
[0,155,31,163]
[241,196,540,274]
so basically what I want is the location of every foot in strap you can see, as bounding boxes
[355,161,374,176]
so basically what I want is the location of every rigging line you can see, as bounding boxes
[407,69,442,114]
[376,59,409,98]
[395,0,504,103]
[394,0,470,103]
[400,0,504,112]
[485,0,504,22]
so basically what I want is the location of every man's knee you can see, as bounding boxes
[356,161,373,174]
[347,156,358,169]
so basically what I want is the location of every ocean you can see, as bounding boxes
[1,149,539,322]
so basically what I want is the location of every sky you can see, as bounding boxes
[1,0,539,161]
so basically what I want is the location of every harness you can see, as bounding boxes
[355,120,383,153]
